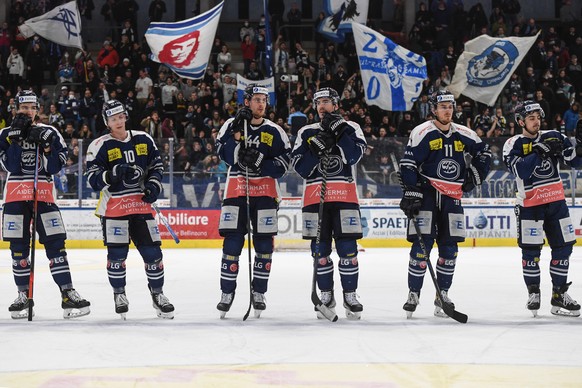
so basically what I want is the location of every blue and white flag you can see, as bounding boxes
[263,0,274,78]
[145,1,224,80]
[19,1,83,49]
[318,0,368,43]
[236,75,276,107]
[353,23,427,111]
[449,32,540,106]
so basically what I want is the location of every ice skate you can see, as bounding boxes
[403,291,420,319]
[114,292,129,320]
[551,282,580,317]
[434,290,454,318]
[217,292,235,319]
[61,289,91,319]
[252,291,266,318]
[315,290,336,320]
[343,291,363,320]
[526,284,540,317]
[9,290,34,319]
[151,291,174,319]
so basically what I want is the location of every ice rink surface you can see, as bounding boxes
[1,247,581,387]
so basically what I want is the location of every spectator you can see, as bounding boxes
[97,41,119,72]
[287,2,302,50]
[148,0,166,22]
[216,44,231,72]
[135,69,153,108]
[241,34,256,75]
[239,21,255,42]
[6,47,24,93]
[140,110,162,139]
[274,39,289,75]
[563,102,580,136]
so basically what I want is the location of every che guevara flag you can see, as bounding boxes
[145,1,224,79]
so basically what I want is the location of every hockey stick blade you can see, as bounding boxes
[441,302,468,323]
[311,293,338,322]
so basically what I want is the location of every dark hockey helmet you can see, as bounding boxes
[102,99,128,126]
[429,90,456,112]
[514,100,545,123]
[15,90,39,111]
[243,84,269,103]
[312,87,340,109]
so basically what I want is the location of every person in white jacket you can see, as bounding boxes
[7,47,24,93]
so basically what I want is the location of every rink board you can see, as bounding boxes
[0,198,581,248]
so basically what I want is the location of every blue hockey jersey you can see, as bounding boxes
[399,121,491,199]
[292,120,366,207]
[503,130,582,207]
[216,118,291,200]
[86,130,163,217]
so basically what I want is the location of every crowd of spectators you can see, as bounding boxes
[1,1,582,197]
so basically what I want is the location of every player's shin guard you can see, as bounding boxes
[10,244,30,291]
[436,245,457,291]
[522,248,541,286]
[220,254,239,294]
[252,253,272,294]
[338,256,359,292]
[45,240,73,290]
[138,245,164,293]
[549,246,572,288]
[316,256,334,291]
[49,256,73,291]
[107,245,129,293]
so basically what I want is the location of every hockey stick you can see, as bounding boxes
[409,217,468,324]
[27,146,41,321]
[397,172,468,324]
[151,203,180,244]
[242,119,253,321]
[311,154,339,322]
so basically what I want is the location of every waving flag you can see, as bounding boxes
[353,23,427,111]
[145,1,224,80]
[19,1,83,49]
[449,32,540,106]
[318,0,369,43]
[236,75,276,107]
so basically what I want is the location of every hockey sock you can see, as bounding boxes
[107,258,127,293]
[436,257,456,291]
[522,248,541,286]
[144,257,165,293]
[252,253,272,293]
[49,256,73,290]
[407,255,426,292]
[316,256,334,291]
[549,246,571,288]
[12,257,30,291]
[220,254,239,294]
[338,256,359,291]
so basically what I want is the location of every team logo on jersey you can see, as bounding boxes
[467,40,519,87]
[318,154,343,176]
[108,148,122,161]
[429,138,442,150]
[135,143,148,156]
[532,159,554,179]
[261,132,273,146]
[437,159,461,181]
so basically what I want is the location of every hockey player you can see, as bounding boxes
[399,90,491,319]
[0,90,90,319]
[503,100,582,317]
[291,87,367,320]
[215,85,291,318]
[86,100,174,319]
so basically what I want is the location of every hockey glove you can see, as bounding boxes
[308,131,336,157]
[399,186,423,219]
[238,145,265,172]
[142,180,161,203]
[231,106,253,129]
[8,113,32,142]
[105,163,136,184]
[321,112,348,138]
[27,126,56,149]
[462,164,483,193]
[532,138,563,159]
